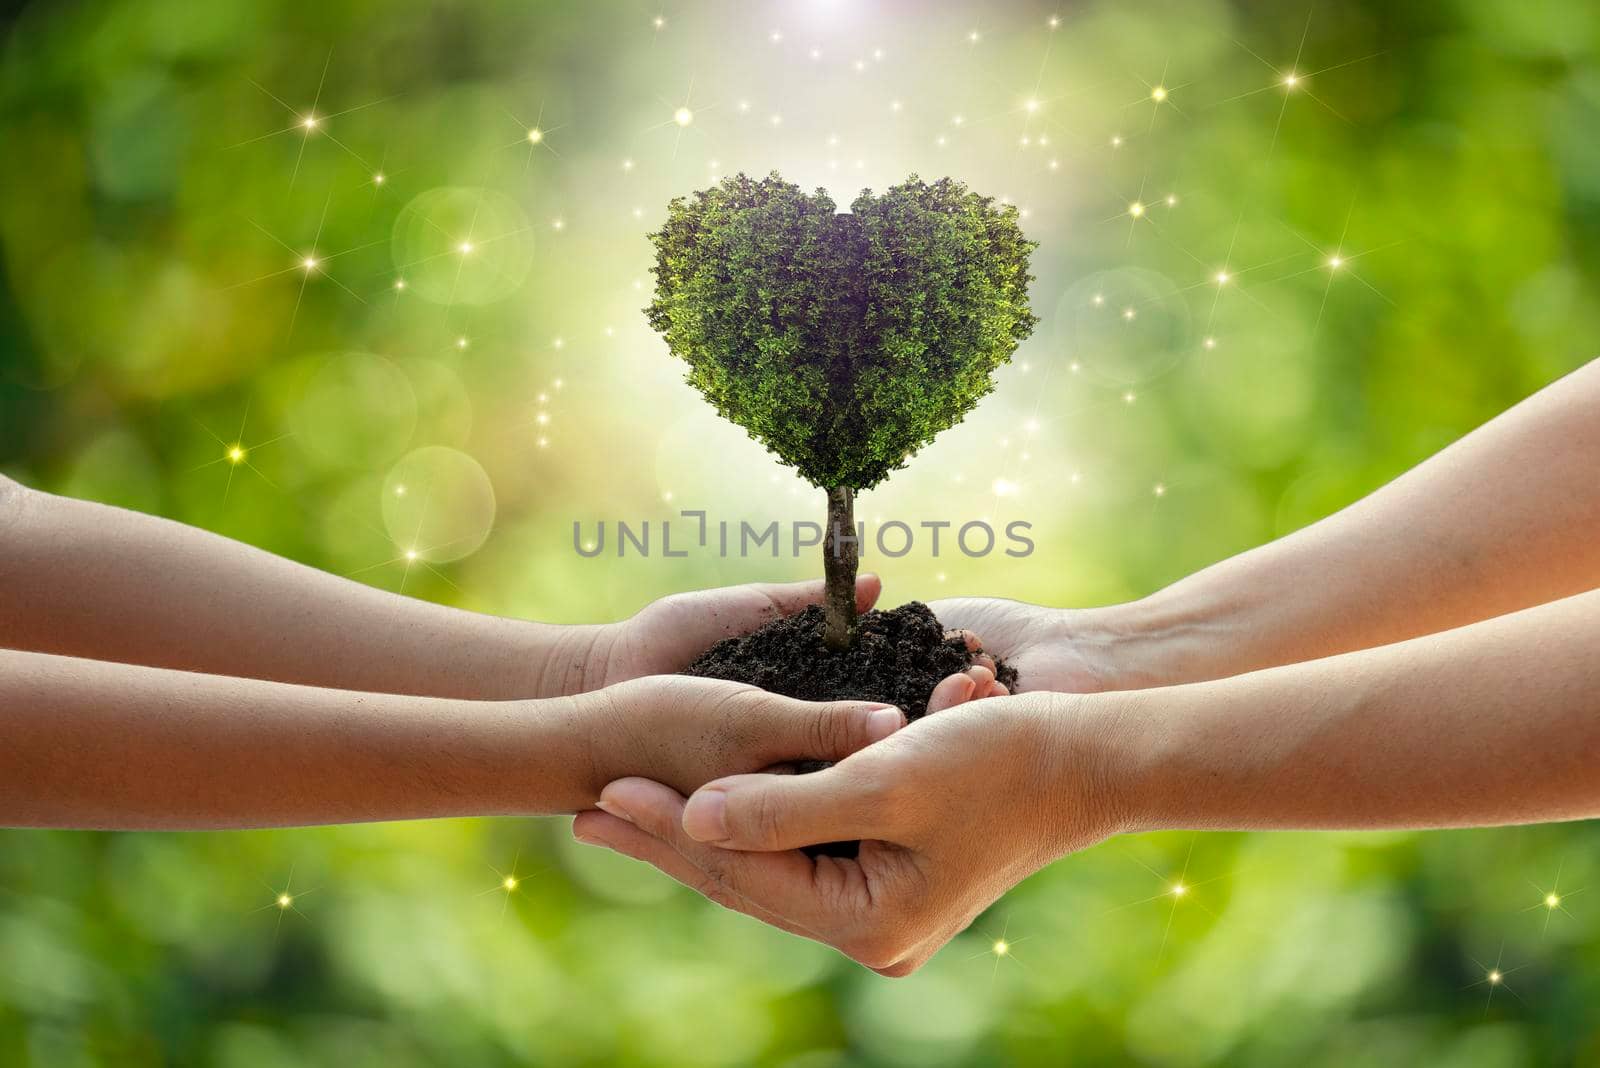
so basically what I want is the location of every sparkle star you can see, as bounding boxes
[482,857,531,915]
[1468,946,1524,1012]
[190,402,287,504]
[255,868,313,933]
[1219,14,1382,156]
[966,918,1026,979]
[1525,866,1583,933]
[230,51,390,187]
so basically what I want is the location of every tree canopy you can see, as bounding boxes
[646,173,1038,489]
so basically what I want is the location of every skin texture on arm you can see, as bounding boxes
[0,650,912,830]
[576,587,1600,974]
[1109,585,1600,833]
[935,356,1600,692]
[0,473,885,699]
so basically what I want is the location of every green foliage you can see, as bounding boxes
[647,172,1037,489]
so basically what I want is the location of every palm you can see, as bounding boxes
[601,577,884,687]
[928,597,1106,693]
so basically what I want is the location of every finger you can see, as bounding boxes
[749,573,882,619]
[597,777,862,925]
[972,652,997,674]
[965,665,995,690]
[572,811,818,940]
[761,697,906,764]
[988,681,1010,697]
[926,672,977,713]
[950,629,983,654]
[678,766,890,851]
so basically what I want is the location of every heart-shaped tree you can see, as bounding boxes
[647,173,1037,648]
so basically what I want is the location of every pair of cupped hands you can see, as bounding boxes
[577,573,1114,977]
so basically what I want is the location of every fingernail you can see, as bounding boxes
[595,800,633,824]
[574,830,608,847]
[682,788,728,842]
[866,706,905,742]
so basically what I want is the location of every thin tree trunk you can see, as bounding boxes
[822,486,858,650]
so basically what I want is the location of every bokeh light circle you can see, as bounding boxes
[289,353,417,471]
[381,446,497,562]
[397,357,474,447]
[1057,267,1191,385]
[391,186,534,305]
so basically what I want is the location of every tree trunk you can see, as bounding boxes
[822,486,858,650]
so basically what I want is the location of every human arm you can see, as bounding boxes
[935,357,1600,692]
[0,650,913,830]
[0,473,882,699]
[575,586,1600,974]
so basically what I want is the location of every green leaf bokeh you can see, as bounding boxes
[2,0,1599,1064]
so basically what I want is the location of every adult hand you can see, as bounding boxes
[572,691,1125,974]
[930,597,1178,693]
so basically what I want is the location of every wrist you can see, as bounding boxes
[517,621,617,698]
[1077,582,1258,691]
[509,691,607,812]
[1030,691,1145,856]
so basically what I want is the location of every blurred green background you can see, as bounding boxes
[3,0,1599,1063]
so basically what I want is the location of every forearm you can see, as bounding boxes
[1094,357,1600,687]
[0,649,605,829]
[1096,587,1600,834]
[0,478,609,699]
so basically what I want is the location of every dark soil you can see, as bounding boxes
[684,601,1016,858]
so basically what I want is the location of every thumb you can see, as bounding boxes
[765,697,905,765]
[682,766,888,851]
[742,572,882,620]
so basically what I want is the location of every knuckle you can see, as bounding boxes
[746,787,787,847]
[875,959,921,979]
[804,705,848,758]
[848,931,909,971]
[695,855,733,890]
[842,768,901,827]
[691,875,742,913]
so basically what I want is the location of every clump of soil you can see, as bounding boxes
[684,601,1016,858]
